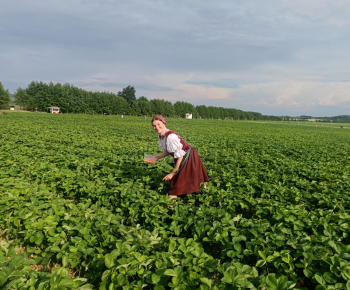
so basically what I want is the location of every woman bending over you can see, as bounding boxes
[150,115,209,199]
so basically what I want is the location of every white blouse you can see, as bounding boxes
[158,131,186,158]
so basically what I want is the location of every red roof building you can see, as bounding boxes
[49,106,60,114]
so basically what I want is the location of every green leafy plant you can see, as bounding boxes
[1,114,350,288]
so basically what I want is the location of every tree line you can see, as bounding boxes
[4,81,282,120]
[0,82,11,109]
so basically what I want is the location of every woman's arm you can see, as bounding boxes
[172,156,183,173]
[163,156,183,181]
[154,151,169,161]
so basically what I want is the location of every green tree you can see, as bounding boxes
[164,101,176,117]
[196,105,209,119]
[138,97,152,116]
[174,101,196,118]
[0,82,11,109]
[25,81,46,111]
[207,106,219,119]
[115,96,131,115]
[117,85,136,107]
[150,99,166,115]
[174,101,185,117]
[132,101,141,116]
[14,87,28,108]
[138,96,149,103]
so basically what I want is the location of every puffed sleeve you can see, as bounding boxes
[166,134,186,158]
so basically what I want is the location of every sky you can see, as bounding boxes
[1,0,350,117]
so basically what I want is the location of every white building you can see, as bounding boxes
[49,106,60,114]
[185,113,192,119]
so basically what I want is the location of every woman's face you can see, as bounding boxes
[152,120,165,134]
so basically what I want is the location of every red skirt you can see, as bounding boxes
[169,148,209,196]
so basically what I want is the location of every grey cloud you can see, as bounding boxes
[1,0,350,116]
[136,84,175,93]
[185,80,240,89]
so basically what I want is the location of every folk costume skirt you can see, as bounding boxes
[169,147,209,196]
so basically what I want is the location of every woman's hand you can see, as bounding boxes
[163,172,175,181]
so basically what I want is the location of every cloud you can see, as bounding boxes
[1,0,350,116]
[226,81,350,114]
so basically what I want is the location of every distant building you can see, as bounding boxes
[9,106,15,111]
[185,113,192,119]
[49,106,60,114]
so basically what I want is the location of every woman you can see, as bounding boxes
[150,115,209,199]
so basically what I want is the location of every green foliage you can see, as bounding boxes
[0,81,11,108]
[150,99,167,116]
[137,97,152,116]
[131,101,141,116]
[14,87,28,107]
[117,85,136,107]
[174,101,196,118]
[2,114,349,289]
[114,96,131,115]
[0,240,92,289]
[164,101,176,117]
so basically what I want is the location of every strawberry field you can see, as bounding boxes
[1,113,350,290]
